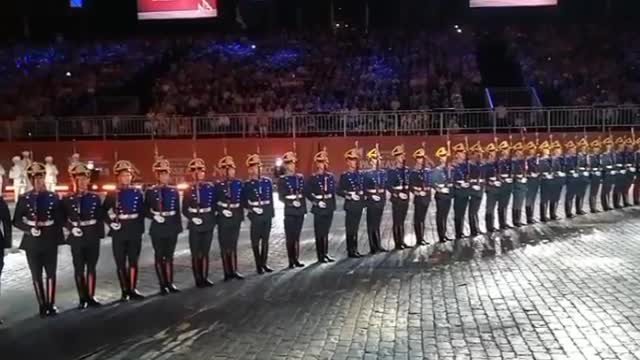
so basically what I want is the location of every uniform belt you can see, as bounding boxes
[24,219,55,227]
[188,207,212,213]
[69,219,98,227]
[217,202,240,209]
[312,194,333,199]
[151,210,177,216]
[284,194,303,200]
[117,213,139,220]
[391,185,409,190]
[345,192,363,200]
[248,200,271,206]
[366,189,385,194]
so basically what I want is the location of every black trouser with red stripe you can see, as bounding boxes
[112,234,142,298]
[151,235,178,290]
[189,229,214,286]
[26,246,58,315]
[284,215,304,266]
[313,213,334,261]
[71,241,100,304]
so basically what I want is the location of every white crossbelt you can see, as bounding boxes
[284,194,303,200]
[187,207,212,213]
[217,202,240,209]
[69,219,98,227]
[366,189,385,194]
[24,218,54,227]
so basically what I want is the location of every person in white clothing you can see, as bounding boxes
[44,156,59,192]
[9,156,27,202]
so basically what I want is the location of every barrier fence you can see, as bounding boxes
[3,106,640,141]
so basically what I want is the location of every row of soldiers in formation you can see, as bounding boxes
[1,133,639,320]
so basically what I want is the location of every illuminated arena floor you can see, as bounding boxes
[2,197,640,359]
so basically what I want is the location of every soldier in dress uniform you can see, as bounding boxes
[0,189,12,324]
[550,140,565,220]
[511,142,528,227]
[483,143,500,232]
[103,160,146,301]
[575,138,591,215]
[538,141,553,222]
[525,141,541,224]
[337,147,366,257]
[242,154,275,273]
[589,139,603,213]
[13,162,64,317]
[63,162,105,309]
[216,155,245,280]
[386,145,411,250]
[9,156,27,203]
[278,151,306,268]
[600,136,616,211]
[145,159,183,294]
[305,150,337,262]
[363,147,387,253]
[613,137,627,209]
[467,142,485,236]
[496,141,513,230]
[563,140,579,218]
[622,137,635,207]
[182,158,216,287]
[452,143,470,240]
[431,147,453,243]
[409,146,431,246]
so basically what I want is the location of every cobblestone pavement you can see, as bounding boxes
[3,194,640,359]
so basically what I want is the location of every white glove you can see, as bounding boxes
[71,227,84,237]
[110,222,122,231]
[371,195,381,201]
[222,209,233,218]
[192,217,203,225]
[318,201,327,209]
[399,193,408,200]
[252,207,264,215]
[153,215,166,224]
[30,228,41,237]
[351,194,360,201]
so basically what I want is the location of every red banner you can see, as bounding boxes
[0,132,624,184]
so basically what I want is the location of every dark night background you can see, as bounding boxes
[0,0,639,41]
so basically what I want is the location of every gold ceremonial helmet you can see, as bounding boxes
[391,145,405,157]
[602,137,613,146]
[577,138,589,148]
[498,141,510,151]
[26,162,46,177]
[452,143,465,153]
[435,147,449,157]
[551,140,562,150]
[152,159,171,173]
[591,139,602,148]
[469,142,484,153]
[113,160,135,175]
[538,141,550,151]
[282,151,297,164]
[367,148,381,160]
[188,158,206,172]
[525,141,537,151]
[344,148,360,160]
[246,154,262,167]
[413,148,426,159]
[69,162,91,177]
[314,150,329,163]
[218,155,236,169]
[615,137,625,145]
[512,142,524,151]
[564,140,576,149]
[485,143,497,153]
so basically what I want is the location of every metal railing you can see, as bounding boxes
[3,106,640,141]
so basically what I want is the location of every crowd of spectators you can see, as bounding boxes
[147,29,482,135]
[0,38,169,119]
[507,24,640,107]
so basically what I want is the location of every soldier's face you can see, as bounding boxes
[395,155,405,164]
[248,165,259,177]
[316,162,327,172]
[415,157,425,167]
[193,169,206,181]
[516,151,524,158]
[76,175,90,192]
[488,153,496,160]
[439,156,447,165]
[553,149,562,156]
[456,152,466,161]
[593,147,601,153]
[346,159,357,169]
[157,171,171,185]
[33,176,45,191]
[118,171,132,186]
[285,162,295,173]
[369,159,378,168]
